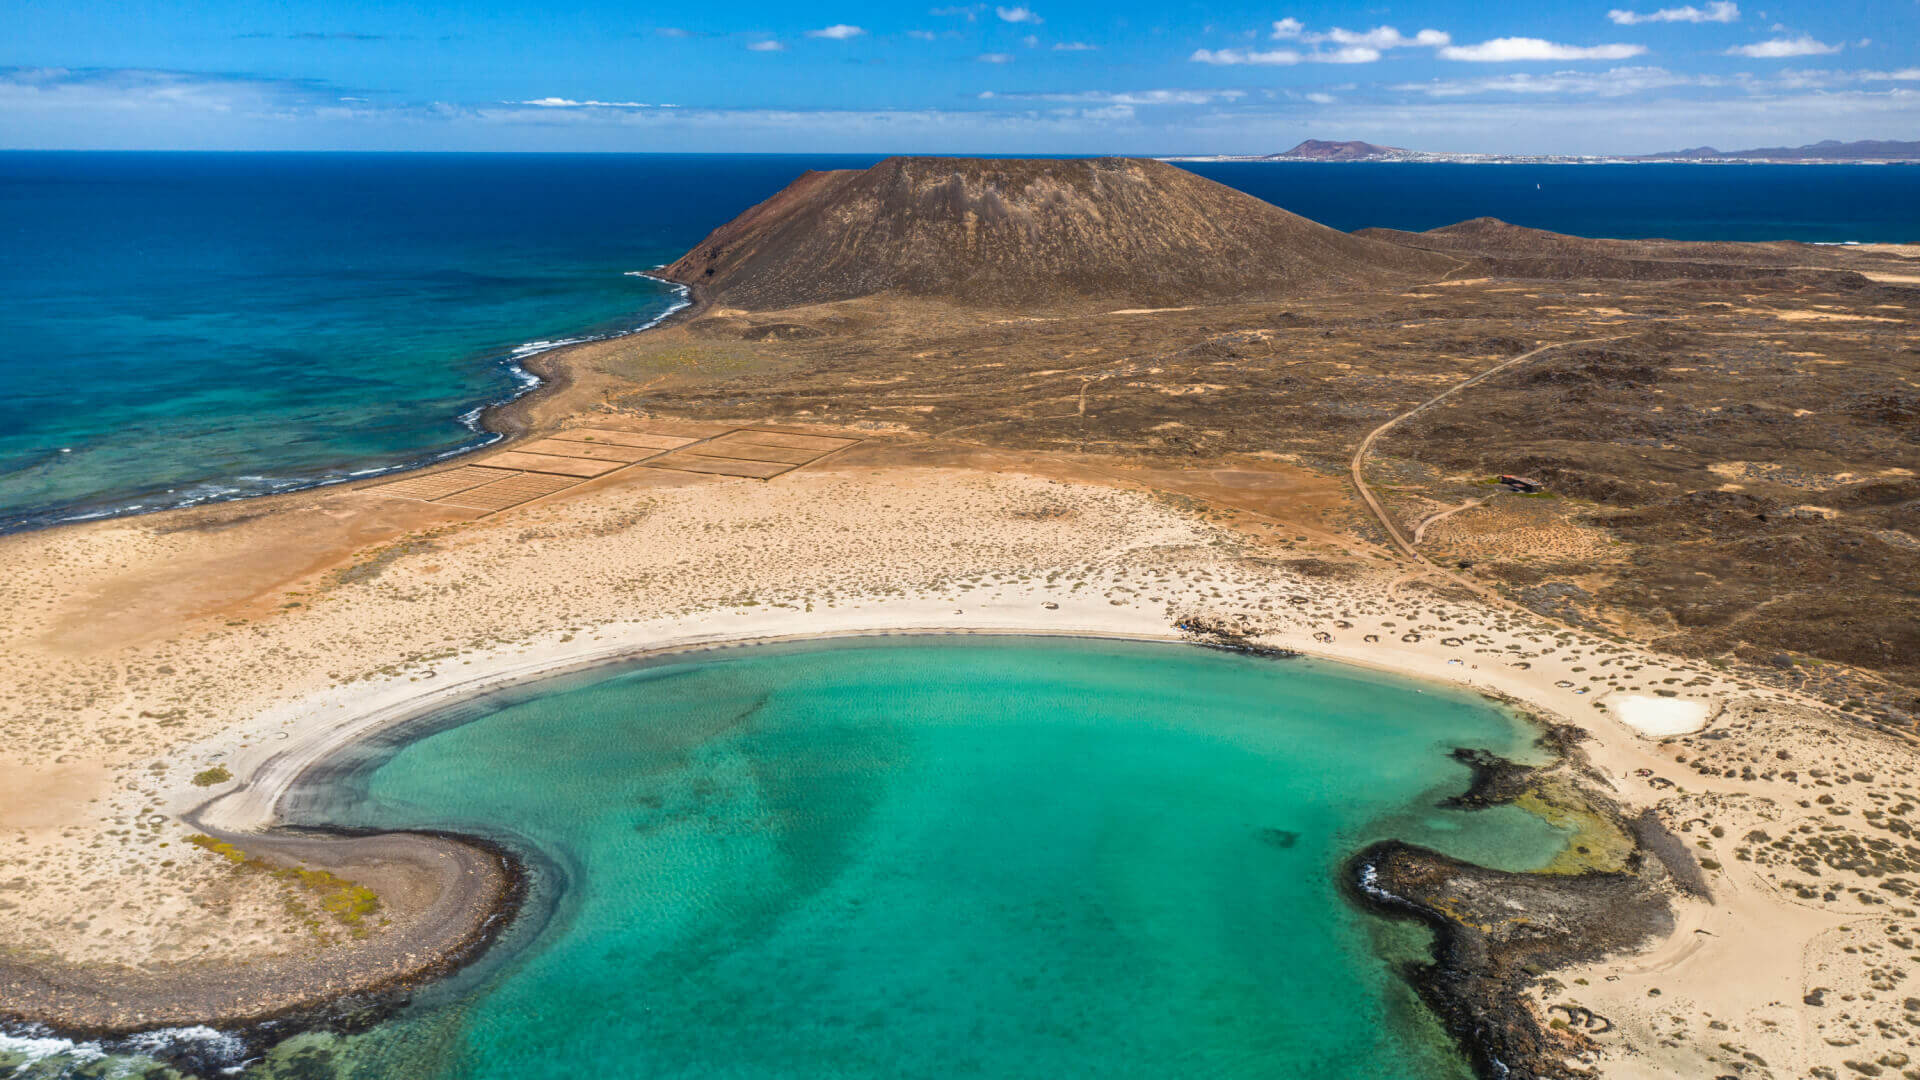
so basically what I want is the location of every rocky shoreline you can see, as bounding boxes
[473,274,697,444]
[0,827,529,1076]
[1346,736,1708,1079]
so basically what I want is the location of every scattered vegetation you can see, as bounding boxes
[186,834,381,928]
[190,764,232,787]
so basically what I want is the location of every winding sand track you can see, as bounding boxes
[1411,497,1489,546]
[1348,336,1622,562]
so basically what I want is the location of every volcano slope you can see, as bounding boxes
[659,155,1455,308]
[636,166,1918,707]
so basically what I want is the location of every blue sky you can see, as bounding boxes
[3,0,1916,153]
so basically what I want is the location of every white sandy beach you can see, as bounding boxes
[0,432,1909,1077]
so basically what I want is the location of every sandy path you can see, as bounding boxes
[1411,497,1489,545]
[1346,335,1620,582]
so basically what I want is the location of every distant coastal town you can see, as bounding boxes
[1167,136,1920,164]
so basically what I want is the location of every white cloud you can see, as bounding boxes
[1022,34,1040,48]
[516,97,657,108]
[1726,35,1841,58]
[805,24,866,40]
[1440,37,1649,61]
[1305,92,1336,104]
[1607,2,1739,25]
[0,67,333,118]
[907,30,937,41]
[982,88,1248,105]
[996,6,1042,24]
[747,40,785,52]
[1396,65,1905,96]
[1190,47,1302,66]
[978,52,1014,63]
[1253,21,1448,63]
[7,66,1919,156]
[1193,25,1449,66]
[1394,66,1703,97]
[1052,41,1097,51]
[930,4,982,19]
[1316,26,1450,49]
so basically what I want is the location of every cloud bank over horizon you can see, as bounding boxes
[2,1,1916,154]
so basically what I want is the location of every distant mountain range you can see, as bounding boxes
[1638,139,1920,162]
[1166,137,1920,165]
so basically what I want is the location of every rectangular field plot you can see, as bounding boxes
[481,451,626,478]
[433,472,581,510]
[686,438,822,465]
[640,453,794,479]
[372,427,860,507]
[547,428,697,451]
[727,431,858,453]
[516,439,663,463]
[372,466,518,501]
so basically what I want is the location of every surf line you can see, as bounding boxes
[13,273,693,537]
[462,271,693,434]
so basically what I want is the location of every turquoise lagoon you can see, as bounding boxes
[7,636,1572,1078]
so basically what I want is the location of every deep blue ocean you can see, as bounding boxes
[2,152,1915,532]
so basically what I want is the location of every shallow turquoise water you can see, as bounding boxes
[247,637,1559,1080]
[0,636,1567,1078]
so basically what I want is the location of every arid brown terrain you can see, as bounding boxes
[645,173,1920,711]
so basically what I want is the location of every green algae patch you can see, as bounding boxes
[186,834,381,927]
[1512,778,1636,875]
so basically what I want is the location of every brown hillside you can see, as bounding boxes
[660,156,1455,310]
[1362,217,1812,265]
[1359,215,1896,286]
[1356,217,1883,286]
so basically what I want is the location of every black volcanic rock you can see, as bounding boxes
[660,156,1453,311]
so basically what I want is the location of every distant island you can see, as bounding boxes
[1169,136,1920,165]
[1265,138,1412,162]
[1638,138,1920,162]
